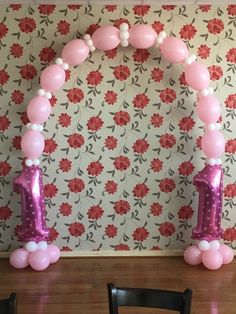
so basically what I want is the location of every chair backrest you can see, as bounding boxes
[0,293,17,314]
[107,283,192,314]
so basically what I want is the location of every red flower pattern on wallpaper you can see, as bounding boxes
[0,5,236,253]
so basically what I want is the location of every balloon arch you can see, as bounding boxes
[9,23,234,271]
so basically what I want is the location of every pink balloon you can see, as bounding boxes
[10,248,29,269]
[27,96,51,124]
[29,250,50,271]
[129,25,157,49]
[40,64,65,93]
[62,39,89,65]
[219,244,234,264]
[92,26,120,51]
[202,250,223,270]
[201,130,225,158]
[21,130,45,159]
[184,245,202,265]
[160,37,188,63]
[47,244,60,264]
[185,62,210,91]
[197,95,221,124]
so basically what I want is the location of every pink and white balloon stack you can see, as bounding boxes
[10,23,233,271]
[184,240,234,271]
[10,242,60,271]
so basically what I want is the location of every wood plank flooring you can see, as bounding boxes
[0,256,235,314]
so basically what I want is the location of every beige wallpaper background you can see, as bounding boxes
[0,4,236,253]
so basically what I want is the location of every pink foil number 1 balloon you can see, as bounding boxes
[192,165,224,241]
[14,166,49,242]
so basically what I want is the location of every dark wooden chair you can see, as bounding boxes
[0,293,17,314]
[107,283,192,314]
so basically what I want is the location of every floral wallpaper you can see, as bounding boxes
[0,4,236,253]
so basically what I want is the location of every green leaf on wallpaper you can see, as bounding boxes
[176,188,185,199]
[217,7,224,17]
[224,29,234,41]
[84,5,94,17]
[123,6,129,16]
[223,76,233,87]
[123,233,129,241]
[227,16,235,26]
[200,33,208,41]
[216,54,222,63]
[178,6,187,17]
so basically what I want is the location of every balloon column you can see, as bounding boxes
[10,23,233,271]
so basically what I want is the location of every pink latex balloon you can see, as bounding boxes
[10,248,29,269]
[197,95,221,124]
[201,130,225,158]
[62,39,89,65]
[21,130,45,159]
[27,96,51,124]
[160,37,188,63]
[185,62,210,91]
[184,245,202,265]
[29,250,50,271]
[47,244,60,263]
[202,250,223,270]
[92,26,120,51]
[219,244,234,264]
[40,64,65,93]
[129,25,157,49]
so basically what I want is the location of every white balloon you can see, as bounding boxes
[25,241,38,252]
[119,23,129,31]
[209,240,220,250]
[37,241,48,250]
[25,159,33,167]
[198,240,210,251]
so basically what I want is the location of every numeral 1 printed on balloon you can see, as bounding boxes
[14,166,49,242]
[192,165,224,241]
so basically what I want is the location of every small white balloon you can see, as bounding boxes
[37,241,48,250]
[33,159,40,166]
[199,89,209,97]
[87,39,94,47]
[159,31,167,39]
[209,240,220,250]
[25,159,33,167]
[37,89,45,96]
[207,159,216,166]
[38,125,43,132]
[215,159,222,165]
[83,34,91,40]
[31,124,38,131]
[208,87,214,95]
[156,37,163,45]
[120,31,129,40]
[55,58,63,65]
[198,240,210,251]
[45,92,52,99]
[119,23,129,31]
[207,123,216,131]
[25,241,38,252]
[121,40,129,47]
[62,63,69,70]
[216,123,221,130]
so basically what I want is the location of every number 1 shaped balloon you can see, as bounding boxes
[192,164,224,241]
[14,166,49,242]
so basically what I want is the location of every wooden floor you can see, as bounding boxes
[0,256,236,314]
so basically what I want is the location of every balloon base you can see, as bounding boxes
[184,241,234,270]
[9,242,60,271]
